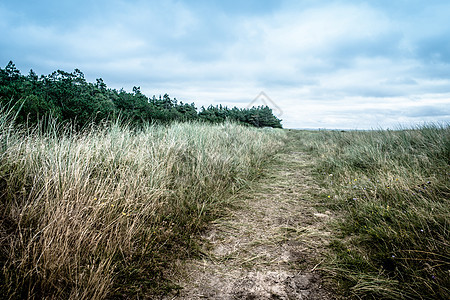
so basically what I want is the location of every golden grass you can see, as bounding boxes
[0,113,285,299]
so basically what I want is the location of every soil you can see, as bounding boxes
[163,134,337,299]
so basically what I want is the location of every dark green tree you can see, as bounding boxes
[0,62,282,128]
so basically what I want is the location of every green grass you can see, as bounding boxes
[0,107,286,299]
[293,126,449,299]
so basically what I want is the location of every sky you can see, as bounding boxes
[1,0,449,129]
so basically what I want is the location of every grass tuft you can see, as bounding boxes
[0,107,285,299]
[296,125,449,299]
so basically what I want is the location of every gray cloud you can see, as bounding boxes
[1,0,449,129]
[403,105,450,118]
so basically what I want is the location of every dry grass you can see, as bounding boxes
[0,109,285,299]
[294,126,450,299]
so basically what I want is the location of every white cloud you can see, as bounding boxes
[1,0,449,129]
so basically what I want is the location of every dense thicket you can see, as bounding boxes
[0,61,282,128]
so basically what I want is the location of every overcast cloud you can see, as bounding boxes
[1,0,449,128]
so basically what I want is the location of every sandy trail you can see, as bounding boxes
[164,136,336,299]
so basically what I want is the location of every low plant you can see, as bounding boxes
[296,125,449,299]
[0,108,285,299]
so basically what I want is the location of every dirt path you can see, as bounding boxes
[164,133,336,299]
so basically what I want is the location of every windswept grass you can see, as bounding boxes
[0,108,285,299]
[296,126,449,299]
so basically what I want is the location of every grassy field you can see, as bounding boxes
[294,126,449,299]
[2,103,448,300]
[0,107,285,299]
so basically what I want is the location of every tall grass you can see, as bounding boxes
[0,108,285,299]
[296,126,449,299]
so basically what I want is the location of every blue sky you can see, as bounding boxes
[1,0,449,129]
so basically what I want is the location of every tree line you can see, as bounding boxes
[0,61,282,128]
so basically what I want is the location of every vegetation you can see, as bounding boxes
[0,105,285,299]
[0,61,282,128]
[296,126,449,299]
[4,61,448,299]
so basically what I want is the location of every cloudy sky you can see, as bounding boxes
[1,0,449,129]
